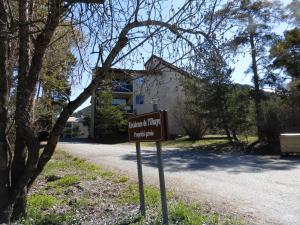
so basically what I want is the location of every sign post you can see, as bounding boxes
[128,108,169,224]
[153,104,168,225]
[135,141,145,216]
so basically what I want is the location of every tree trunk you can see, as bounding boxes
[0,1,13,223]
[0,191,14,224]
[249,24,263,142]
[232,129,239,142]
[219,110,233,142]
[11,188,27,221]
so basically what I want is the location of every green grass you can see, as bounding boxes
[23,209,74,225]
[21,151,119,225]
[116,184,172,207]
[44,152,114,180]
[141,135,257,149]
[22,150,243,225]
[117,187,242,225]
[114,175,129,183]
[28,194,58,210]
[22,194,74,225]
[48,175,80,187]
[169,202,208,224]
[169,202,241,225]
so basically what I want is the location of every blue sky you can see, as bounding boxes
[72,0,292,112]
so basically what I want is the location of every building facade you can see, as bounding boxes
[90,55,190,139]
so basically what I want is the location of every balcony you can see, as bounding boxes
[112,81,133,93]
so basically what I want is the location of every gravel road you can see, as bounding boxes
[59,141,300,225]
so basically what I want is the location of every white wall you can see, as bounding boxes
[133,63,186,136]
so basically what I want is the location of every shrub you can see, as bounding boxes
[261,102,281,144]
[174,102,207,141]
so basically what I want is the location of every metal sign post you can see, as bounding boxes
[135,141,146,216]
[153,104,168,225]
[128,107,169,224]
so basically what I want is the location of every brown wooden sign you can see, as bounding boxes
[128,111,168,142]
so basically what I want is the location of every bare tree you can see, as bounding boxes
[0,0,232,222]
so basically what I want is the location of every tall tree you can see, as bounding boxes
[228,0,283,142]
[0,0,231,222]
[270,28,300,79]
[286,0,300,26]
[35,26,77,130]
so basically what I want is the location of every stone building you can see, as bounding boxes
[90,55,191,139]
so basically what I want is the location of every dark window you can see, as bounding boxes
[112,98,127,106]
[135,95,144,104]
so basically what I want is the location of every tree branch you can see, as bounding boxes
[65,0,105,3]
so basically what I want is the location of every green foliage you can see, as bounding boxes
[44,152,115,181]
[270,28,300,79]
[181,65,254,141]
[22,194,74,225]
[226,0,284,142]
[34,25,78,132]
[23,209,73,225]
[28,194,58,210]
[116,184,172,207]
[260,93,300,147]
[224,85,255,138]
[22,150,241,225]
[169,203,207,224]
[260,100,281,145]
[82,114,91,127]
[96,92,128,136]
[48,175,80,187]
[175,89,208,141]
[114,175,129,183]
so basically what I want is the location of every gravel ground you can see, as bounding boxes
[60,141,300,225]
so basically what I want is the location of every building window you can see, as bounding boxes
[112,98,127,106]
[135,95,144,104]
[136,77,145,86]
[112,80,132,92]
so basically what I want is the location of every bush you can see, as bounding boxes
[261,101,281,145]
[177,113,207,141]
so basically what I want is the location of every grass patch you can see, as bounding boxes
[23,194,74,225]
[28,194,58,210]
[116,184,172,207]
[114,175,129,183]
[74,197,99,208]
[23,210,74,225]
[169,202,242,225]
[142,135,257,149]
[142,136,228,148]
[169,202,208,224]
[48,175,80,187]
[22,150,242,225]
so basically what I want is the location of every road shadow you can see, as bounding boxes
[122,145,300,173]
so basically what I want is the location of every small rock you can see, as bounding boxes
[64,189,74,195]
[45,175,61,182]
[75,183,84,191]
[104,204,115,212]
[68,198,77,206]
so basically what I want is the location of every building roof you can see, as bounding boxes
[144,55,194,78]
[95,67,161,78]
[94,55,194,79]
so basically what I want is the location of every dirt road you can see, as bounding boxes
[59,141,300,225]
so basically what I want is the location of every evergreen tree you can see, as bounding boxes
[228,0,283,142]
